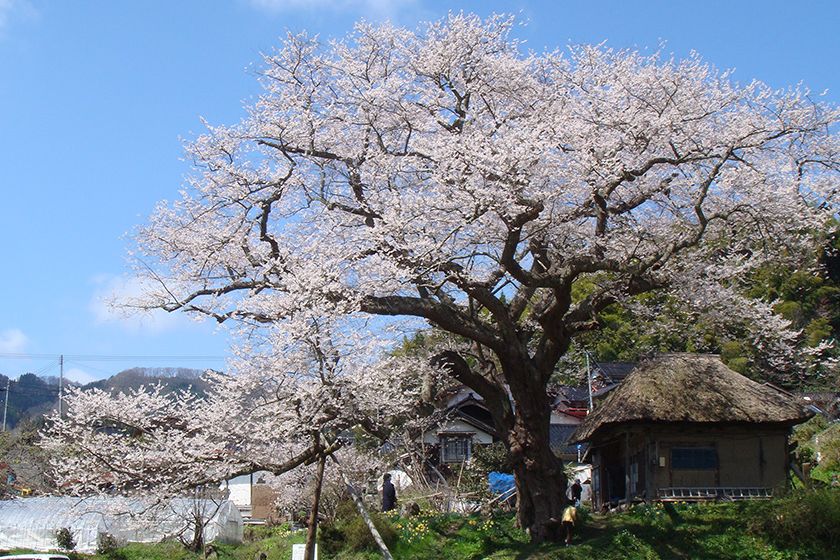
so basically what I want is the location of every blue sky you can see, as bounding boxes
[0,0,838,383]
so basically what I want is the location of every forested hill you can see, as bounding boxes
[570,224,840,388]
[84,367,209,393]
[0,367,210,430]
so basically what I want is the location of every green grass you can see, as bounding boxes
[326,496,840,560]
[5,492,840,560]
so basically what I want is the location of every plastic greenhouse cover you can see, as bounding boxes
[0,496,243,553]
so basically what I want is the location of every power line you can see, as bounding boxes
[0,353,226,361]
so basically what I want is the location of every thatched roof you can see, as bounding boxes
[571,354,812,443]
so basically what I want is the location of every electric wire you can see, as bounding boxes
[0,353,226,361]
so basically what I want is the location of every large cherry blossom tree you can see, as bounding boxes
[53,14,840,542]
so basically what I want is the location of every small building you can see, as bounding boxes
[571,354,812,508]
[550,408,587,462]
[422,386,585,465]
[221,473,279,522]
[421,389,497,465]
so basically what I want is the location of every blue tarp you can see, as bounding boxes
[488,472,515,495]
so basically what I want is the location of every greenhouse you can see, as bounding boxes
[0,496,243,553]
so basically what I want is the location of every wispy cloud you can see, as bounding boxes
[89,274,194,335]
[248,0,417,20]
[0,328,28,353]
[0,0,16,33]
[64,367,97,384]
[0,0,36,36]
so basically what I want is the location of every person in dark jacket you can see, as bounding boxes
[571,479,582,506]
[382,473,397,512]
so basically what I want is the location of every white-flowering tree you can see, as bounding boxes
[43,325,428,557]
[42,324,428,535]
[70,14,840,541]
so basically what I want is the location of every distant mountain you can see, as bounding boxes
[85,367,210,394]
[0,367,213,430]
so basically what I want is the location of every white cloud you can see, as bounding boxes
[64,367,97,385]
[0,0,14,34]
[0,0,36,35]
[89,274,194,335]
[0,328,28,353]
[248,0,416,19]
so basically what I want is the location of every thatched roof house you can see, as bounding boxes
[574,353,811,442]
[572,354,811,508]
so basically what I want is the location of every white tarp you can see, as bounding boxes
[0,496,243,553]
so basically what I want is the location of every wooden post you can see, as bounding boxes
[304,452,327,560]
[646,438,655,501]
[624,432,631,502]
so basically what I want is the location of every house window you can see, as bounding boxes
[671,447,717,470]
[440,435,472,463]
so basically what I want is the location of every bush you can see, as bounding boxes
[602,529,660,560]
[343,512,397,552]
[318,500,397,555]
[243,522,292,542]
[318,522,346,556]
[816,424,840,471]
[55,527,76,551]
[460,441,511,496]
[96,532,125,559]
[749,488,840,550]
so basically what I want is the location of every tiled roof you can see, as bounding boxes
[593,361,637,383]
[550,424,586,456]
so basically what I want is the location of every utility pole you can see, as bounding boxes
[2,378,9,432]
[586,352,594,412]
[59,354,64,417]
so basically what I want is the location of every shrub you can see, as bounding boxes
[749,488,840,550]
[243,522,292,542]
[459,441,511,497]
[603,529,660,560]
[55,527,76,551]
[343,512,397,552]
[318,499,397,555]
[816,424,840,471]
[96,532,125,559]
[318,522,346,556]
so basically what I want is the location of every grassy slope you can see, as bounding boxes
[4,500,837,560]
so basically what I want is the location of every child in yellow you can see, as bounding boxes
[561,504,577,545]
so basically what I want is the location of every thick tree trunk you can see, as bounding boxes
[433,349,569,543]
[499,361,568,543]
[506,404,567,542]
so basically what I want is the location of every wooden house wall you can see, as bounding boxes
[650,430,787,490]
[588,423,790,508]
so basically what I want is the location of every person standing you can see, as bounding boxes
[561,504,577,546]
[571,479,582,506]
[382,473,397,512]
